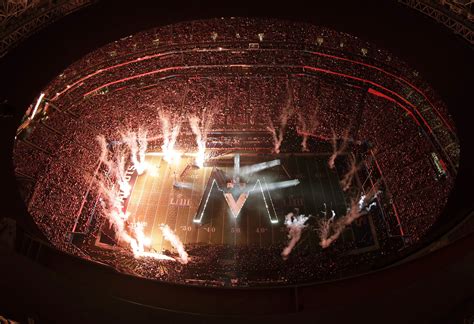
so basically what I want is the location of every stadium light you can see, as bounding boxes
[30,93,45,119]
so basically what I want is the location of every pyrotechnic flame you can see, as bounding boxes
[137,128,148,165]
[96,134,176,264]
[189,115,206,168]
[122,129,149,175]
[194,142,206,169]
[98,183,175,261]
[163,148,182,165]
[125,222,173,260]
[319,199,359,248]
[301,134,309,153]
[267,80,294,154]
[318,217,332,245]
[160,224,189,264]
[188,110,213,168]
[340,156,364,191]
[126,222,150,256]
[116,152,132,198]
[267,123,282,154]
[328,128,350,169]
[281,212,309,259]
[147,164,159,177]
[297,106,319,152]
[159,112,181,165]
[96,135,131,199]
[319,189,380,248]
[97,135,109,165]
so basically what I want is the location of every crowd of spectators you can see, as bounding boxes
[12,18,458,285]
[43,19,456,136]
[79,232,390,287]
[358,94,455,240]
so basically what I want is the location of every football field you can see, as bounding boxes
[120,152,377,253]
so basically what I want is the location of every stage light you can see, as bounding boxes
[30,92,44,119]
[239,159,280,175]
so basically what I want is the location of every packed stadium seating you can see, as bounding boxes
[12,18,458,286]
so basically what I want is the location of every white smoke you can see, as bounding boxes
[319,199,358,249]
[121,128,149,175]
[97,180,174,261]
[97,135,131,198]
[95,135,176,264]
[328,128,350,169]
[340,156,364,191]
[188,115,207,168]
[281,212,309,259]
[127,222,175,261]
[161,224,189,264]
[159,112,181,164]
[267,81,294,154]
[319,189,380,248]
[297,103,319,152]
[189,105,216,168]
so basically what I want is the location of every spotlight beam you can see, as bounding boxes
[239,159,281,175]
[263,179,300,191]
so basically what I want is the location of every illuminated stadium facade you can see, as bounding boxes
[13,18,460,287]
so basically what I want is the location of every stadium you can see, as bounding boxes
[0,1,473,323]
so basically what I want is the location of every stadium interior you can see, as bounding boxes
[0,0,473,323]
